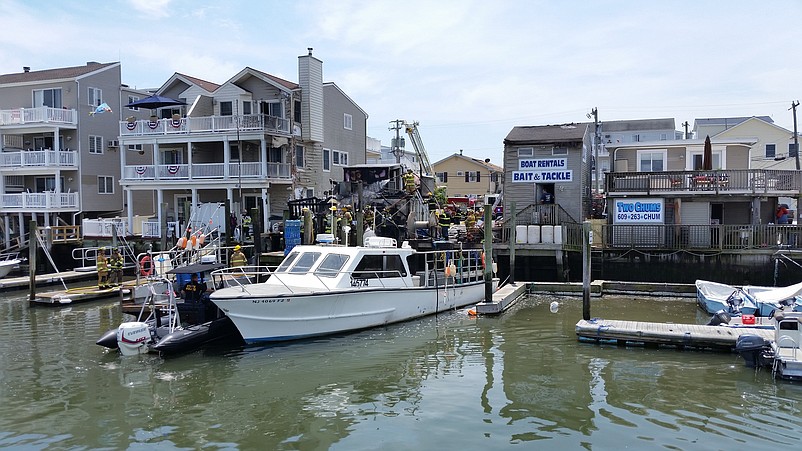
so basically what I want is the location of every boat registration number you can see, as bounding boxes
[350,277,369,287]
[253,298,289,304]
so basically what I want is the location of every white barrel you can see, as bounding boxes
[515,225,528,243]
[553,225,563,244]
[541,225,554,243]
[527,225,540,244]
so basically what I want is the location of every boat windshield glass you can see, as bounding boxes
[276,252,299,273]
[289,252,322,274]
[314,253,349,278]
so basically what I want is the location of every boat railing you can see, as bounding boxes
[213,267,414,294]
[211,265,274,288]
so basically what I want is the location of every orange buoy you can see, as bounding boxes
[177,236,187,249]
[467,308,477,316]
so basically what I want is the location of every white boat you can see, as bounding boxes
[0,253,23,278]
[210,237,499,344]
[695,280,758,316]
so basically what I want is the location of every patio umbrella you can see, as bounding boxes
[702,135,713,170]
[125,94,186,110]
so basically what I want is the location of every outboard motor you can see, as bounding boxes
[706,309,732,326]
[735,334,773,368]
[117,322,151,356]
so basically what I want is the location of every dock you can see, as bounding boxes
[575,318,774,350]
[0,269,97,291]
[32,284,123,306]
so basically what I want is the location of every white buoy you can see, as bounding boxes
[549,301,559,313]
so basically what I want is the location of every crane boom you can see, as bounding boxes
[403,121,433,177]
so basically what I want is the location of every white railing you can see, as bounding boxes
[0,149,78,168]
[119,114,290,136]
[141,221,180,238]
[0,107,78,126]
[0,192,79,209]
[82,218,130,237]
[122,162,291,181]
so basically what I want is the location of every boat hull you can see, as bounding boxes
[213,281,492,343]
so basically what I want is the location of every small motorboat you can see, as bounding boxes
[735,311,802,381]
[97,278,241,356]
[0,252,23,279]
[695,280,758,316]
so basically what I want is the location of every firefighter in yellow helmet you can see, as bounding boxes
[230,244,247,267]
[402,169,416,194]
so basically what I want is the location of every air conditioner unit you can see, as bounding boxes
[108,140,119,148]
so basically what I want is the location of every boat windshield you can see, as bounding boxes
[314,253,350,278]
[289,252,322,274]
[276,252,299,273]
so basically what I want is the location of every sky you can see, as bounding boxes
[2,0,801,166]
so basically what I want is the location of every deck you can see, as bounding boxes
[575,318,774,350]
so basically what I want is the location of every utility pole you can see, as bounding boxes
[791,101,799,170]
[682,121,690,139]
[389,120,404,164]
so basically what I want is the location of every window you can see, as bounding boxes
[436,172,448,183]
[765,144,776,159]
[220,101,233,116]
[638,150,666,171]
[333,150,348,166]
[33,88,62,108]
[465,171,481,182]
[343,113,353,130]
[128,144,143,151]
[353,254,407,279]
[323,148,331,171]
[276,252,299,273]
[660,133,668,140]
[691,152,722,170]
[294,100,302,122]
[314,253,349,278]
[127,95,139,111]
[87,87,102,106]
[267,101,283,118]
[552,147,568,156]
[790,143,799,158]
[242,101,251,115]
[517,147,533,157]
[35,176,63,192]
[289,252,321,274]
[89,135,104,154]
[98,176,114,194]
[295,145,305,168]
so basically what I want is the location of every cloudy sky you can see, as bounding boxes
[2,0,801,164]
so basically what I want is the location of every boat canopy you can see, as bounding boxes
[751,281,802,305]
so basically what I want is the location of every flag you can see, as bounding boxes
[90,103,112,116]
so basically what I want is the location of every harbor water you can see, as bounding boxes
[1,290,801,450]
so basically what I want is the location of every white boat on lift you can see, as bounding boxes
[0,252,23,279]
[210,237,499,344]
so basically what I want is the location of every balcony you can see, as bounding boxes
[0,192,79,211]
[119,114,290,137]
[606,169,801,196]
[0,107,78,127]
[0,149,78,169]
[122,162,291,183]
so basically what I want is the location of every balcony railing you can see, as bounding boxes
[606,169,802,195]
[0,192,79,210]
[119,114,290,136]
[122,162,291,182]
[0,149,78,168]
[0,107,78,126]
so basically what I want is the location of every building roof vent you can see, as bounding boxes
[23,66,30,73]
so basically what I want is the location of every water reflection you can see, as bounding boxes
[1,291,802,449]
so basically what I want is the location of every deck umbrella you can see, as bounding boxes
[702,135,713,170]
[125,94,186,110]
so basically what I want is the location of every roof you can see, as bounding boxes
[693,116,773,130]
[432,153,503,172]
[0,62,118,84]
[167,262,226,275]
[504,123,590,144]
[175,72,221,92]
[249,67,299,90]
[601,118,676,132]
[605,137,758,149]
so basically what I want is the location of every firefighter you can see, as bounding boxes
[96,248,109,289]
[109,248,124,286]
[438,210,452,240]
[230,245,247,267]
[402,169,416,194]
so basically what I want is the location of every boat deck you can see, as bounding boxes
[575,318,774,350]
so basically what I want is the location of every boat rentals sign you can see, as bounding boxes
[613,198,664,223]
[512,157,572,183]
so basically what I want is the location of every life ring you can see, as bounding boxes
[139,255,153,276]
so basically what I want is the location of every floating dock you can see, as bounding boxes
[0,269,97,291]
[575,318,774,350]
